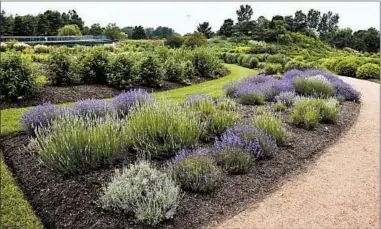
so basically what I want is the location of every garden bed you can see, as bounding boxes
[1,101,360,229]
[0,77,210,110]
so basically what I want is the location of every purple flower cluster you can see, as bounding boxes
[169,148,209,165]
[112,89,155,116]
[275,91,297,107]
[282,69,361,102]
[241,74,273,85]
[20,102,68,136]
[73,99,115,118]
[214,123,277,159]
[183,93,212,107]
[222,80,240,97]
[258,78,294,101]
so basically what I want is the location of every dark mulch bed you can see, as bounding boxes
[1,101,360,229]
[0,78,209,110]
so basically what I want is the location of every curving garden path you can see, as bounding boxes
[214,76,380,229]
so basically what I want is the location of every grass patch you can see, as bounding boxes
[0,156,43,229]
[1,64,256,134]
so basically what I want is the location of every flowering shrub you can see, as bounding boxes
[252,113,289,144]
[258,78,294,101]
[223,80,240,97]
[20,102,68,136]
[183,94,239,141]
[235,84,265,105]
[13,42,30,51]
[0,42,7,52]
[275,91,296,107]
[32,115,124,175]
[125,102,201,159]
[293,75,335,98]
[170,148,223,193]
[215,123,277,159]
[112,89,155,116]
[73,99,115,119]
[99,161,180,225]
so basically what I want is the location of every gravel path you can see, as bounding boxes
[214,77,380,229]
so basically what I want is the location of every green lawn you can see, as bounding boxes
[1,64,256,134]
[0,156,43,229]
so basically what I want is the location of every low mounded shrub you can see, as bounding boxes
[293,75,335,98]
[32,115,124,175]
[107,53,136,89]
[356,63,380,79]
[0,52,36,100]
[266,54,286,66]
[34,45,50,54]
[125,102,201,159]
[99,161,180,225]
[183,94,239,141]
[252,113,289,144]
[235,84,265,105]
[192,48,224,78]
[112,89,155,116]
[334,59,358,77]
[182,60,195,79]
[164,58,185,83]
[216,123,277,159]
[264,63,282,75]
[275,91,296,107]
[290,97,340,129]
[170,148,223,193]
[274,102,286,112]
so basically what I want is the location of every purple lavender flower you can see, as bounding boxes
[183,93,212,107]
[258,79,295,101]
[214,123,277,159]
[323,74,361,102]
[112,89,155,116]
[282,69,303,80]
[241,74,273,85]
[169,148,209,165]
[20,102,69,136]
[275,91,297,107]
[73,99,114,118]
[223,80,240,98]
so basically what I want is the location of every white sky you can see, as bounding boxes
[2,2,379,35]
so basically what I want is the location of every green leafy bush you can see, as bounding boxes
[266,54,286,66]
[137,54,164,87]
[356,63,380,79]
[165,36,184,48]
[125,102,201,159]
[264,63,282,75]
[183,32,207,49]
[33,45,50,54]
[182,60,195,79]
[290,97,340,129]
[214,148,252,174]
[107,53,136,89]
[192,49,224,78]
[293,75,335,98]
[171,150,223,193]
[164,58,185,83]
[32,115,124,175]
[252,113,288,144]
[47,49,79,86]
[99,161,180,225]
[80,47,110,84]
[0,52,35,100]
[334,59,358,77]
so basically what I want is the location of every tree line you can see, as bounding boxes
[195,5,379,53]
[0,10,179,40]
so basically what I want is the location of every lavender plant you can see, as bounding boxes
[169,148,223,193]
[235,84,265,105]
[20,102,69,136]
[275,91,297,107]
[32,115,125,175]
[73,99,115,119]
[125,102,201,159]
[252,113,289,144]
[215,123,277,159]
[293,75,335,98]
[99,161,180,225]
[112,89,155,116]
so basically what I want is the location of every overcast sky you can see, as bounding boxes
[2,2,379,35]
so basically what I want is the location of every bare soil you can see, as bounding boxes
[1,100,360,229]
